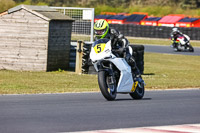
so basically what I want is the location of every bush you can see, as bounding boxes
[95,4,200,17]
[0,0,15,12]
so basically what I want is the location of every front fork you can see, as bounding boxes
[99,61,115,85]
[108,63,115,85]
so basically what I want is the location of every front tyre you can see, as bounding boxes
[98,71,117,101]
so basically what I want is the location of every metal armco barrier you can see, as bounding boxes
[69,41,79,72]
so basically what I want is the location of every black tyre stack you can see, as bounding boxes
[130,45,145,74]
[109,24,200,40]
[81,42,91,74]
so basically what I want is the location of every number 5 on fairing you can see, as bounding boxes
[97,44,101,53]
[93,43,106,54]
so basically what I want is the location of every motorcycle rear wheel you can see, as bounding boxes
[129,81,144,99]
[98,71,117,101]
[188,45,194,52]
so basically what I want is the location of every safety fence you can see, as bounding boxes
[50,7,95,42]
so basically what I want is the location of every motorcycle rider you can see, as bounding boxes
[93,19,141,78]
[170,27,194,52]
[170,27,185,48]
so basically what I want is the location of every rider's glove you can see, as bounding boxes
[113,47,125,55]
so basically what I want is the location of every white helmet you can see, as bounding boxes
[172,27,179,32]
[172,27,180,36]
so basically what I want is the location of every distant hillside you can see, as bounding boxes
[1,0,200,16]
[11,0,200,8]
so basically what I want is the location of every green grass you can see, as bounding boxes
[71,35,200,47]
[71,34,91,42]
[0,71,98,94]
[143,53,200,89]
[127,37,200,47]
[0,53,199,94]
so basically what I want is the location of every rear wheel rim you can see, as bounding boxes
[137,82,144,95]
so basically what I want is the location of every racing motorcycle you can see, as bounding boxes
[90,38,145,101]
[171,34,194,52]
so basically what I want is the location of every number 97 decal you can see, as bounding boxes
[94,43,106,53]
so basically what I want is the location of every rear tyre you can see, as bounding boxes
[188,45,194,52]
[129,80,144,99]
[98,71,117,101]
[174,47,181,52]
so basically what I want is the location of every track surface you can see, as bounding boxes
[0,89,200,133]
[144,45,200,56]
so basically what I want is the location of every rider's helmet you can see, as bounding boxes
[94,19,109,39]
[172,27,180,36]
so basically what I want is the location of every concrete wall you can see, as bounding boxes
[47,20,73,71]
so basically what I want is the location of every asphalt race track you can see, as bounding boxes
[0,89,200,133]
[144,45,200,56]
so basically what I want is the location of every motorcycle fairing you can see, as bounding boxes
[106,58,134,93]
[175,34,190,45]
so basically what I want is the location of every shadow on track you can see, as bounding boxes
[143,73,155,75]
[115,98,152,101]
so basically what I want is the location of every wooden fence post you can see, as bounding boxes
[75,41,83,74]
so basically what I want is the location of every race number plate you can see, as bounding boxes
[94,43,106,53]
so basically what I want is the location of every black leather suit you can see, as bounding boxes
[95,28,140,76]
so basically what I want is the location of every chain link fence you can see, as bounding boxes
[51,7,94,42]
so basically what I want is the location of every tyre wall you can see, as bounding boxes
[130,45,144,74]
[110,24,200,40]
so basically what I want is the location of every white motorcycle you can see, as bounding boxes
[171,34,194,52]
[90,38,145,101]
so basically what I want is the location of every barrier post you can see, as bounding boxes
[75,41,83,74]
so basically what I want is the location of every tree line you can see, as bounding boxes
[1,0,200,14]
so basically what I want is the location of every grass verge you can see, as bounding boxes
[127,37,200,47]
[143,53,200,89]
[0,70,98,94]
[72,35,200,47]
[0,53,199,94]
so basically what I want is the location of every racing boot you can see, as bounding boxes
[132,66,142,81]
[124,47,143,79]
[124,52,139,77]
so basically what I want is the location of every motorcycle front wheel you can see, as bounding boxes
[98,71,117,101]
